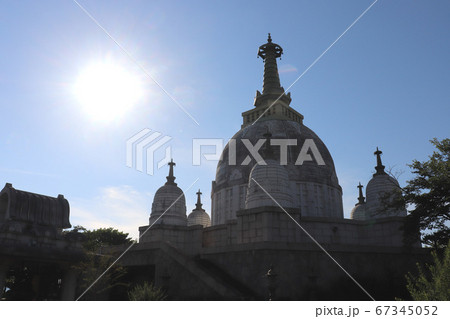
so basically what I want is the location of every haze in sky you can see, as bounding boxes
[1,0,449,238]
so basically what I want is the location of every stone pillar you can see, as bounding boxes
[60,268,77,301]
[0,261,9,299]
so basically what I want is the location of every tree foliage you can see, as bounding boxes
[73,253,128,300]
[406,243,450,300]
[83,227,134,252]
[128,282,167,301]
[399,138,450,248]
[63,226,133,300]
[64,226,133,252]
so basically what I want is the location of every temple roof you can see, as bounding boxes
[0,183,71,229]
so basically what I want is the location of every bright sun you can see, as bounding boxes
[74,62,143,121]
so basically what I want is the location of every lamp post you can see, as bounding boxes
[265,264,277,301]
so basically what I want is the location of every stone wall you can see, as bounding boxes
[200,242,428,300]
[140,206,409,253]
[139,224,203,255]
[132,206,423,300]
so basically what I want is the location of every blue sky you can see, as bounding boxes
[1,0,449,238]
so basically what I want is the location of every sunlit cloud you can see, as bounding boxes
[70,185,152,239]
[278,64,298,74]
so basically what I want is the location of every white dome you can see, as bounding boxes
[365,174,406,218]
[187,190,211,227]
[364,148,407,219]
[246,158,294,209]
[350,203,369,220]
[149,161,187,226]
[187,210,211,227]
[212,120,344,224]
[350,183,369,220]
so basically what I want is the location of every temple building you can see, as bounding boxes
[0,35,426,300]
[127,35,424,300]
[0,183,83,300]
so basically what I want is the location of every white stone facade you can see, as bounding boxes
[212,180,343,225]
[150,184,187,226]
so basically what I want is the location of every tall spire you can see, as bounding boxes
[253,33,293,109]
[165,159,177,185]
[258,33,283,94]
[373,147,386,176]
[242,34,303,128]
[195,189,203,210]
[357,182,365,205]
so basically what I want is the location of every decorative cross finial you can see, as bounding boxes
[195,189,203,210]
[165,159,177,185]
[267,33,272,43]
[373,147,386,176]
[357,182,365,205]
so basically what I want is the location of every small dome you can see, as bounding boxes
[187,190,211,227]
[350,182,369,220]
[366,174,400,203]
[187,210,211,227]
[246,135,294,209]
[365,148,406,219]
[149,160,187,226]
[350,203,369,220]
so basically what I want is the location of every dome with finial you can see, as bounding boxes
[211,35,343,225]
[365,148,407,219]
[350,182,369,220]
[245,131,294,209]
[149,159,187,226]
[187,190,211,228]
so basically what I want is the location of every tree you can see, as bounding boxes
[73,252,128,300]
[128,282,167,301]
[63,226,133,300]
[399,138,450,248]
[405,242,450,300]
[82,227,134,253]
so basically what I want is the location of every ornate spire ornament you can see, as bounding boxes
[373,147,386,176]
[357,182,365,205]
[242,34,303,127]
[195,189,203,210]
[165,159,177,185]
[258,33,283,95]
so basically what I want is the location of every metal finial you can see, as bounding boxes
[374,147,382,156]
[373,147,386,176]
[267,33,272,43]
[357,182,365,204]
[166,159,177,185]
[195,189,203,210]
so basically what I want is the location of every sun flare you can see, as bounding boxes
[74,62,143,121]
